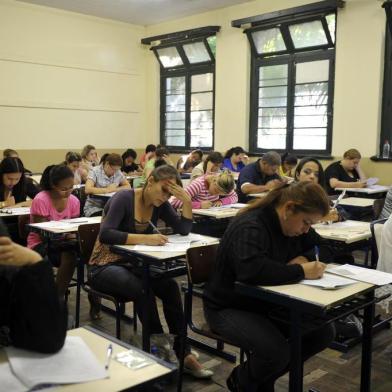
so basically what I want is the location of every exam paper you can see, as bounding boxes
[0,207,30,215]
[6,336,107,389]
[366,177,379,187]
[301,274,357,289]
[0,363,27,392]
[167,233,204,243]
[133,243,191,252]
[328,264,392,286]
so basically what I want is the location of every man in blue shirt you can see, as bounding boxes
[237,151,282,202]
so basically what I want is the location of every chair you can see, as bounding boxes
[77,223,137,339]
[372,198,386,220]
[370,218,388,267]
[177,244,246,391]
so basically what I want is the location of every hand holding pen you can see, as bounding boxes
[147,221,168,246]
[301,246,326,279]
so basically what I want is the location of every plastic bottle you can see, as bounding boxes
[382,140,390,159]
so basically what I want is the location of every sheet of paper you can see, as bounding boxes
[219,203,247,209]
[0,207,30,215]
[0,363,27,392]
[300,274,357,289]
[30,221,79,230]
[6,336,107,389]
[366,177,379,187]
[328,264,392,286]
[369,184,389,191]
[167,233,204,243]
[133,243,191,252]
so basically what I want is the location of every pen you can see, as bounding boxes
[314,245,320,262]
[148,220,162,235]
[333,189,346,208]
[105,344,113,370]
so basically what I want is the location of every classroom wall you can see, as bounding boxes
[0,0,148,171]
[145,0,389,180]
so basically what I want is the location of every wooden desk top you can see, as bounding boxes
[192,207,240,219]
[338,197,376,208]
[0,327,174,392]
[28,216,101,234]
[336,185,390,194]
[313,220,371,244]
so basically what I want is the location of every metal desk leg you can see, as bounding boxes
[75,258,84,327]
[141,260,151,352]
[289,310,303,392]
[360,291,375,392]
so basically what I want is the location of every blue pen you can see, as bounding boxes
[314,246,320,262]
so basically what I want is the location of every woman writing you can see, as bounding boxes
[203,182,335,391]
[191,151,224,181]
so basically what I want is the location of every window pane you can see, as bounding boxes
[207,36,216,57]
[257,129,286,149]
[294,82,328,106]
[251,28,286,54]
[294,104,327,127]
[293,128,327,150]
[191,110,213,130]
[165,129,186,146]
[258,109,286,128]
[183,42,211,64]
[259,64,288,87]
[296,60,329,83]
[192,73,213,92]
[191,129,213,148]
[289,20,328,48]
[191,92,213,111]
[166,94,186,111]
[326,14,336,43]
[295,105,327,116]
[157,46,183,67]
[166,77,185,94]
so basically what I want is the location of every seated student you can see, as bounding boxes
[136,147,173,188]
[325,149,367,195]
[279,152,298,178]
[191,151,224,181]
[122,149,141,174]
[0,157,39,209]
[84,153,130,217]
[171,171,237,210]
[237,151,282,202]
[176,150,203,174]
[222,147,249,173]
[203,182,335,391]
[88,165,212,378]
[79,145,100,183]
[3,149,32,175]
[27,165,80,298]
[0,219,67,353]
[64,152,82,185]
[139,144,156,169]
[380,187,392,219]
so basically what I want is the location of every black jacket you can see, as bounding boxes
[0,260,67,353]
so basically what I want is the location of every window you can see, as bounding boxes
[142,27,218,151]
[234,2,340,155]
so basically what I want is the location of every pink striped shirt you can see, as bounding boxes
[170,175,238,209]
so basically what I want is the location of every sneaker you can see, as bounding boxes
[184,366,213,379]
[151,333,177,364]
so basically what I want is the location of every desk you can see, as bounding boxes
[0,326,175,392]
[336,185,390,199]
[313,220,371,244]
[126,175,142,187]
[248,192,268,198]
[192,207,241,220]
[338,197,376,208]
[235,272,376,392]
[0,207,30,217]
[112,235,219,352]
[28,216,102,235]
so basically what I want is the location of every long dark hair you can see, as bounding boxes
[40,164,74,191]
[0,157,26,202]
[241,181,330,217]
[294,157,326,189]
[224,146,245,159]
[203,151,224,173]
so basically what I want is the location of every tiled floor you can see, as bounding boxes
[68,277,392,392]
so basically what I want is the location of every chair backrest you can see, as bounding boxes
[373,198,386,220]
[185,244,219,284]
[78,223,100,263]
[370,218,387,263]
[17,214,31,241]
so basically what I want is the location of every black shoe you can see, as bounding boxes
[88,293,102,320]
[227,366,242,392]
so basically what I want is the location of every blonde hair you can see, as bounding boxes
[214,171,235,194]
[343,149,361,160]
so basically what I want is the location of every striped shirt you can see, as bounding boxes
[170,175,238,210]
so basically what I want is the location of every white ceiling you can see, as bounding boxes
[17,0,250,26]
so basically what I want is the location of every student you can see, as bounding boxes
[237,151,282,202]
[0,219,67,353]
[222,147,249,173]
[79,145,100,183]
[177,150,203,174]
[191,151,224,181]
[139,144,156,169]
[64,152,82,185]
[3,148,19,159]
[27,165,80,298]
[121,149,141,174]
[203,181,334,391]
[380,187,392,219]
[88,165,212,378]
[171,171,237,210]
[325,149,367,195]
[0,157,39,208]
[279,152,298,177]
[84,153,130,217]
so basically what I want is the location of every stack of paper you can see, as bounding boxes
[5,336,107,390]
[301,273,357,290]
[328,264,392,286]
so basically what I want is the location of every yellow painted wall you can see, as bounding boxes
[145,0,386,158]
[0,0,148,154]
